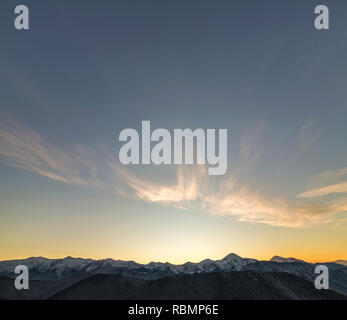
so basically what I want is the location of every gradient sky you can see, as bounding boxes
[0,0,346,263]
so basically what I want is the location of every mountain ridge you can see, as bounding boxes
[0,252,258,279]
[1,253,346,299]
[334,260,347,266]
[270,255,305,263]
[1,253,345,276]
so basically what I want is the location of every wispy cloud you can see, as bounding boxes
[117,165,346,228]
[1,116,346,228]
[0,115,105,188]
[311,167,347,185]
[298,182,347,198]
[298,166,347,198]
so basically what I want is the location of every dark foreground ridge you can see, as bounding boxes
[48,271,345,300]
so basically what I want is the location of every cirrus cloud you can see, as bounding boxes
[0,115,106,188]
[1,115,346,228]
[297,182,347,198]
[117,165,346,228]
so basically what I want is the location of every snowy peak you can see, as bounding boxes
[214,253,257,271]
[334,260,347,266]
[221,253,243,261]
[3,253,345,281]
[0,252,258,279]
[270,256,304,263]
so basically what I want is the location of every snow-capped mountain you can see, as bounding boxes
[334,260,347,266]
[1,253,346,294]
[0,253,257,280]
[270,256,305,263]
[0,256,95,279]
[1,253,346,295]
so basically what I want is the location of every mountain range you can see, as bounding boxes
[0,253,346,299]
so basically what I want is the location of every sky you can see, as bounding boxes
[0,0,346,263]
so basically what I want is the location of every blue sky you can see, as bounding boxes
[0,0,347,262]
